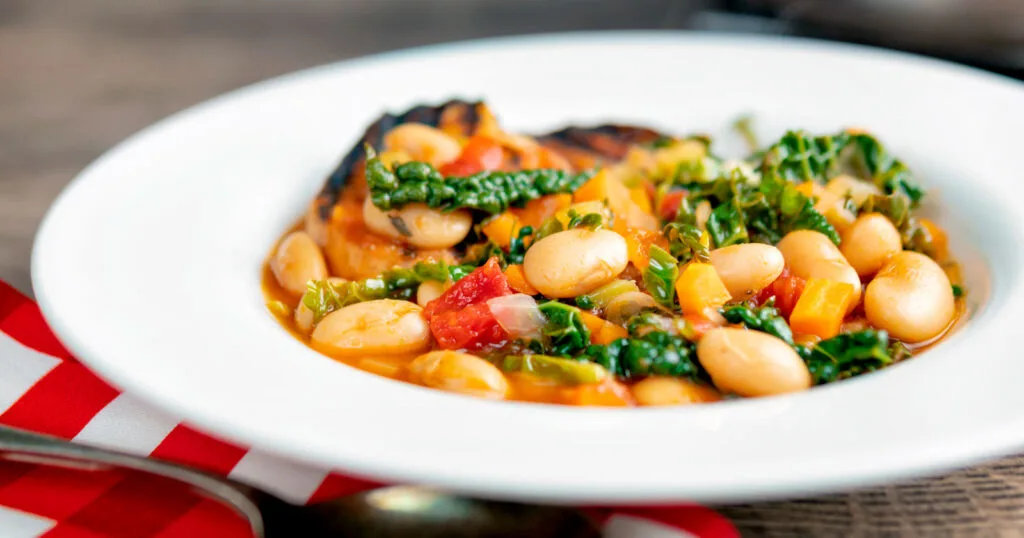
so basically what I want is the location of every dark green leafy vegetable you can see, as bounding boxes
[301,261,472,323]
[798,329,893,384]
[565,209,604,230]
[847,133,924,204]
[582,331,705,381]
[501,355,608,385]
[720,301,794,345]
[663,222,710,263]
[706,201,750,247]
[536,302,591,356]
[643,245,678,308]
[365,146,594,214]
[952,284,964,298]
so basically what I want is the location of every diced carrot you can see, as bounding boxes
[629,186,653,215]
[919,218,949,261]
[676,262,732,316]
[623,228,669,271]
[789,278,856,339]
[564,379,636,407]
[504,264,538,295]
[512,193,573,228]
[595,322,628,345]
[579,311,606,336]
[481,212,521,248]
[574,169,633,222]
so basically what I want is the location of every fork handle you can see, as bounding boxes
[0,425,265,536]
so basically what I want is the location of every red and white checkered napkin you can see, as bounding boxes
[0,280,738,538]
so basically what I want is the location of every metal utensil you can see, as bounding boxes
[0,426,599,537]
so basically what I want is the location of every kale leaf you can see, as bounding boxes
[720,301,794,345]
[643,245,679,308]
[582,331,706,381]
[798,329,894,384]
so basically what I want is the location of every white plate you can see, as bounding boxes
[31,32,1024,504]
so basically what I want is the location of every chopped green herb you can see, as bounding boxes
[366,146,594,214]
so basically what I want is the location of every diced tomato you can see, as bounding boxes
[424,258,515,350]
[658,191,686,221]
[439,135,504,176]
[755,268,806,318]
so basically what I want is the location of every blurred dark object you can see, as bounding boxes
[709,0,1024,73]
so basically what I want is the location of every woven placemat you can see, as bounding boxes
[717,455,1024,536]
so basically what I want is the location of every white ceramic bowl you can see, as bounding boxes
[31,32,1024,504]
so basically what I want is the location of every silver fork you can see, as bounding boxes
[0,426,600,537]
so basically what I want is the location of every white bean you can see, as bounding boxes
[864,251,955,343]
[840,213,902,277]
[270,231,328,297]
[311,299,431,358]
[523,229,629,298]
[409,350,509,399]
[632,377,721,406]
[363,198,472,249]
[710,243,785,299]
[776,230,861,310]
[698,328,812,397]
[383,123,462,166]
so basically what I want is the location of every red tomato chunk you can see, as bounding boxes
[423,257,515,350]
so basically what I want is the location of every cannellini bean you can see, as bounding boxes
[698,328,812,397]
[409,350,509,399]
[604,291,658,325]
[864,251,955,343]
[841,213,902,277]
[776,230,861,310]
[632,377,721,406]
[270,231,328,296]
[363,198,472,249]
[310,299,432,358]
[416,280,446,307]
[710,243,785,299]
[523,229,629,298]
[383,123,462,166]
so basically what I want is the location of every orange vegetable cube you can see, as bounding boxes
[512,193,572,228]
[595,322,628,345]
[623,228,669,271]
[481,212,521,248]
[563,379,635,407]
[504,264,538,295]
[675,263,732,316]
[789,278,856,339]
[629,186,653,215]
[579,311,606,336]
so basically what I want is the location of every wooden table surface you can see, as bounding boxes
[5,1,1024,536]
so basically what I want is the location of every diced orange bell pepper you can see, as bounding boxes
[629,186,653,215]
[579,311,629,345]
[595,322,628,345]
[512,193,573,228]
[795,181,823,199]
[481,212,521,248]
[675,262,732,316]
[623,228,669,271]
[574,169,632,217]
[789,278,856,339]
[563,379,636,407]
[579,311,606,335]
[504,264,538,295]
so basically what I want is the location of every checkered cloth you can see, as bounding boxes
[0,280,738,538]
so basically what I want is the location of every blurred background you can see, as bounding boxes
[2,0,1023,292]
